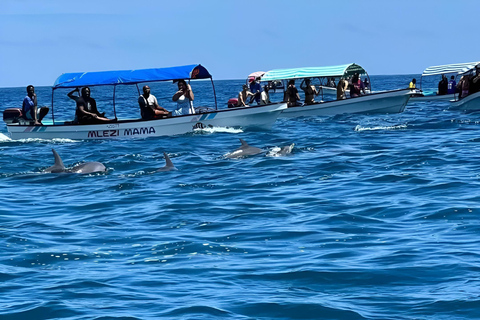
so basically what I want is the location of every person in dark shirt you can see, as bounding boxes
[349,73,365,98]
[284,80,301,107]
[438,75,448,95]
[138,85,170,119]
[68,87,113,124]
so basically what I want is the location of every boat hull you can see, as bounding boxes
[410,91,455,101]
[450,91,480,111]
[280,89,411,118]
[6,103,287,140]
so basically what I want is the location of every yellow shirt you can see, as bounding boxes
[409,82,416,89]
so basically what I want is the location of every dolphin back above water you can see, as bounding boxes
[225,139,264,159]
[44,149,107,174]
[267,143,295,157]
[155,152,177,172]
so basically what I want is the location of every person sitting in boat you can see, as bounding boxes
[138,85,170,120]
[68,87,114,124]
[336,78,348,100]
[327,77,336,88]
[237,84,255,107]
[349,73,365,98]
[300,78,319,105]
[447,76,456,94]
[22,85,49,125]
[249,77,264,105]
[363,78,370,91]
[409,78,416,89]
[284,80,301,107]
[438,74,448,95]
[172,79,195,116]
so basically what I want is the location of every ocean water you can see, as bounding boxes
[1,74,480,320]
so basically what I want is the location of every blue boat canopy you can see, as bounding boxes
[53,64,212,88]
[260,63,367,82]
[421,62,480,77]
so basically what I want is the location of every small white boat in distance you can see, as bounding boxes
[411,61,480,102]
[258,63,411,117]
[3,64,287,140]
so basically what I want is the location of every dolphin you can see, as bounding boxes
[267,143,295,157]
[155,152,177,172]
[225,139,264,159]
[44,149,106,174]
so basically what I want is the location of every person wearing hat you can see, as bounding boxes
[249,77,263,105]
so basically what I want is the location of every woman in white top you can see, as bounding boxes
[172,79,195,116]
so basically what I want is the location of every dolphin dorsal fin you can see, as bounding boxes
[240,139,248,146]
[164,152,174,167]
[52,149,65,169]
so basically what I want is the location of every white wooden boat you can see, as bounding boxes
[256,63,410,117]
[280,89,411,117]
[450,91,480,111]
[411,61,480,102]
[4,64,287,140]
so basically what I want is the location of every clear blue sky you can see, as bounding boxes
[0,0,478,88]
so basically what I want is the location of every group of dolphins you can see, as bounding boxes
[43,139,295,174]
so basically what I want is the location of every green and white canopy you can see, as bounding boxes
[260,63,366,82]
[421,62,480,77]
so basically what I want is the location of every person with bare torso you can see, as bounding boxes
[300,78,319,105]
[237,85,255,106]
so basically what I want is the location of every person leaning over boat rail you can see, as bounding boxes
[138,85,171,120]
[300,78,319,105]
[68,87,115,124]
[172,79,195,116]
[237,84,255,107]
[22,85,49,125]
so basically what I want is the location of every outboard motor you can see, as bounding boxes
[3,108,23,124]
[227,98,238,108]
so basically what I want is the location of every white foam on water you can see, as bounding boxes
[354,124,407,132]
[193,126,243,134]
[0,133,11,141]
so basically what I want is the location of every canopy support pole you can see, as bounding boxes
[113,85,117,120]
[51,88,55,125]
[210,78,218,110]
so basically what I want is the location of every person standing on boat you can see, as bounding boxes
[456,76,470,99]
[349,73,365,98]
[471,66,480,94]
[336,78,348,100]
[22,85,49,125]
[447,76,456,94]
[172,79,195,116]
[438,75,448,95]
[68,87,113,124]
[409,78,416,89]
[138,85,170,120]
[300,78,319,105]
[284,80,301,107]
[249,77,264,105]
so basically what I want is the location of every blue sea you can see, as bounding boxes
[1,74,480,320]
